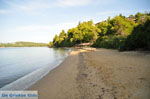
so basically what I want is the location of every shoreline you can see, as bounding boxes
[28,48,150,99]
[0,55,67,90]
[0,47,70,90]
[28,49,86,99]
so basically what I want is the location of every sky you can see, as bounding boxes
[0,0,150,43]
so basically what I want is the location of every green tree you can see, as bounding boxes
[77,21,100,42]
[96,21,111,36]
[51,12,150,50]
[110,15,135,35]
[68,27,83,44]
[121,19,150,50]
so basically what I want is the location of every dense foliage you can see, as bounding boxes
[121,19,150,50]
[92,35,126,49]
[0,41,48,47]
[50,12,150,51]
[50,21,100,47]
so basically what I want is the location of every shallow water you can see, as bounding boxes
[0,47,70,89]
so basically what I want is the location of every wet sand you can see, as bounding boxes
[29,49,150,99]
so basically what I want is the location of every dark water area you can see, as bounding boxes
[0,47,70,90]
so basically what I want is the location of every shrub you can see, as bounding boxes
[92,35,126,49]
[121,19,150,50]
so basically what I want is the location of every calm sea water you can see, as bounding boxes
[0,47,70,90]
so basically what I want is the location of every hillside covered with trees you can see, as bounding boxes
[0,41,48,47]
[49,12,150,50]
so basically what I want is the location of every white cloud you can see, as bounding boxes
[1,0,116,14]
[8,22,78,42]
[1,22,77,43]
[16,2,52,12]
[96,10,133,16]
[55,0,118,7]
[56,0,93,7]
[2,0,53,14]
[0,9,10,14]
[15,22,77,33]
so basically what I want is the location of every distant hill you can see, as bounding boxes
[0,41,48,47]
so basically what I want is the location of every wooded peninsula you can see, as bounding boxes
[0,41,48,47]
[49,12,150,51]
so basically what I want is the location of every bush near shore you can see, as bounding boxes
[121,19,150,50]
[49,12,150,51]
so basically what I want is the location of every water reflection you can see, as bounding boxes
[0,47,69,88]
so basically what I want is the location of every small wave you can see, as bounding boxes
[0,56,67,90]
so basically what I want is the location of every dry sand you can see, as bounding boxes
[29,49,150,99]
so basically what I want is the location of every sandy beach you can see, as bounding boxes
[29,49,150,99]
